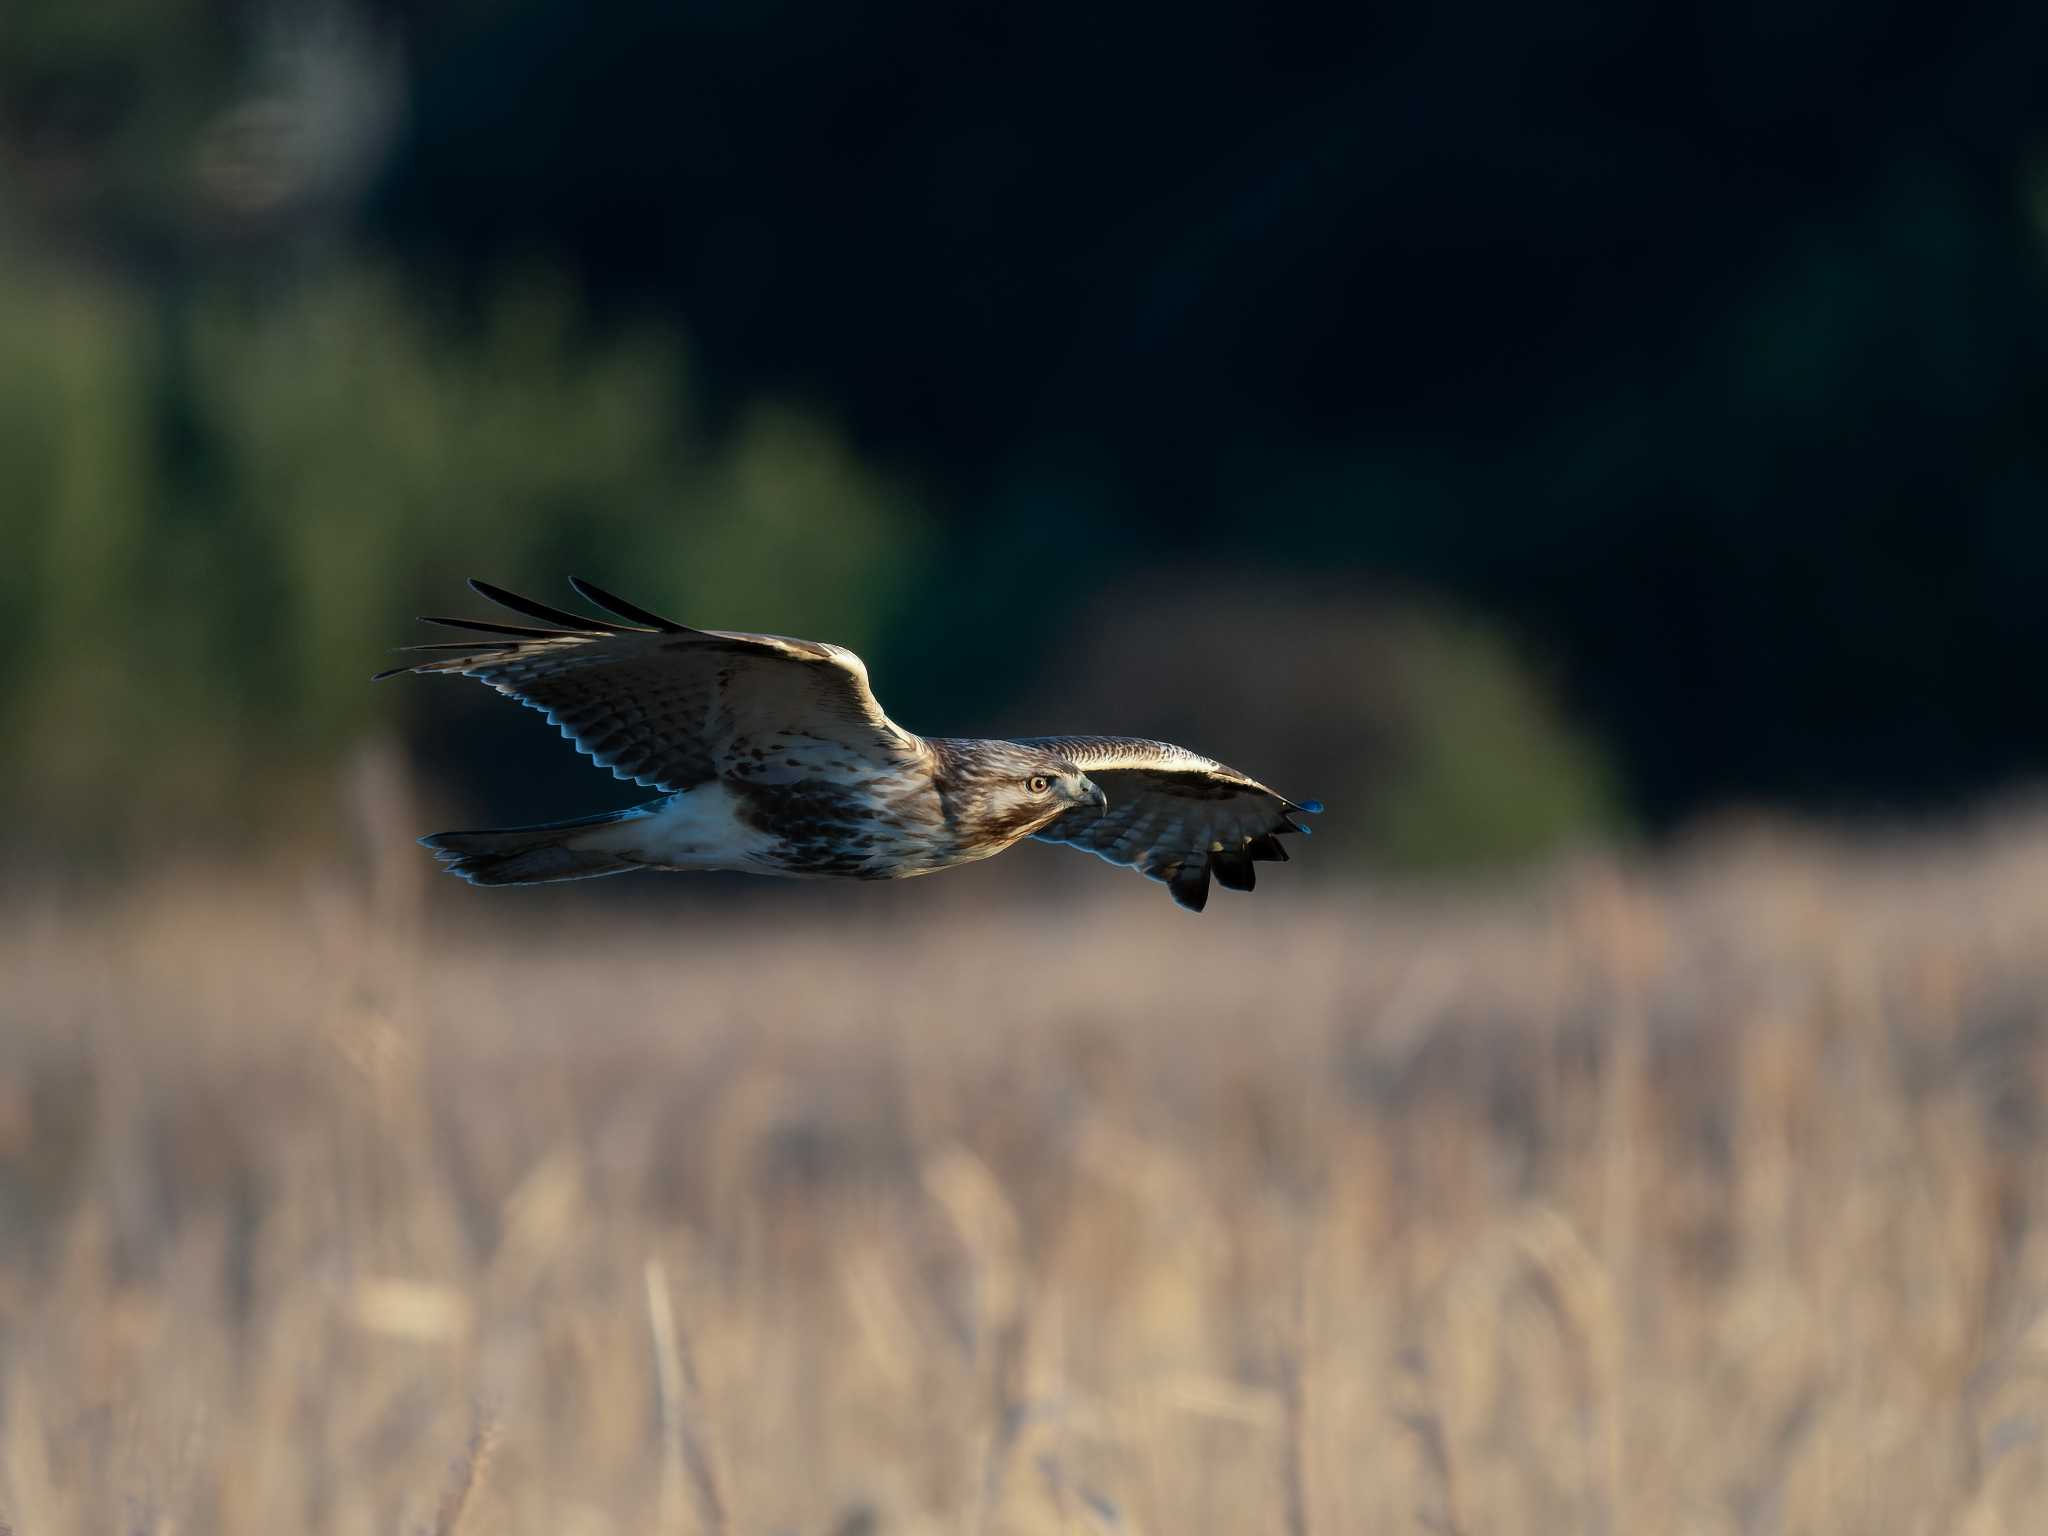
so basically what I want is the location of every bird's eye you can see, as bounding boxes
[1026,774,1051,795]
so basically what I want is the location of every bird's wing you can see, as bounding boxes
[376,578,925,792]
[1017,735,1320,912]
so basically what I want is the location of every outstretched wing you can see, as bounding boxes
[376,578,925,792]
[1018,735,1320,912]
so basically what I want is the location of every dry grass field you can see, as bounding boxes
[8,811,2048,1534]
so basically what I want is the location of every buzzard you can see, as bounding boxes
[377,579,1321,911]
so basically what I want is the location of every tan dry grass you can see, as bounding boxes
[6,815,2048,1532]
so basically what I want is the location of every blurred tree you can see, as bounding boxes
[0,262,927,853]
[1,0,400,261]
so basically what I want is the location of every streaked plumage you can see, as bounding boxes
[377,579,1321,911]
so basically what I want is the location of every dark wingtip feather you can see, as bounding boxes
[567,576,688,632]
[419,614,569,639]
[1211,852,1256,892]
[1168,861,1212,913]
[1247,834,1289,862]
[467,578,638,634]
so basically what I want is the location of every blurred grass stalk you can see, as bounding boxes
[6,807,2048,1530]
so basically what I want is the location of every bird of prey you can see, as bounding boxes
[376,579,1321,911]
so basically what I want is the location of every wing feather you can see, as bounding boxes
[419,615,570,639]
[378,581,924,792]
[1019,735,1319,911]
[466,577,641,633]
[567,575,688,632]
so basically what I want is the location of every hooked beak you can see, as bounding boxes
[1081,777,1108,812]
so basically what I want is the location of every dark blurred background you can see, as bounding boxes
[5,0,2046,870]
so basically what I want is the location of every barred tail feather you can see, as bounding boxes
[421,807,644,886]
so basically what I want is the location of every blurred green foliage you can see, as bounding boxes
[0,262,928,848]
[1368,616,1625,870]
[0,254,1623,870]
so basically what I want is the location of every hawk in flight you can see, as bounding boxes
[377,579,1321,912]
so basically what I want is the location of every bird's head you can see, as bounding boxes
[941,741,1107,848]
